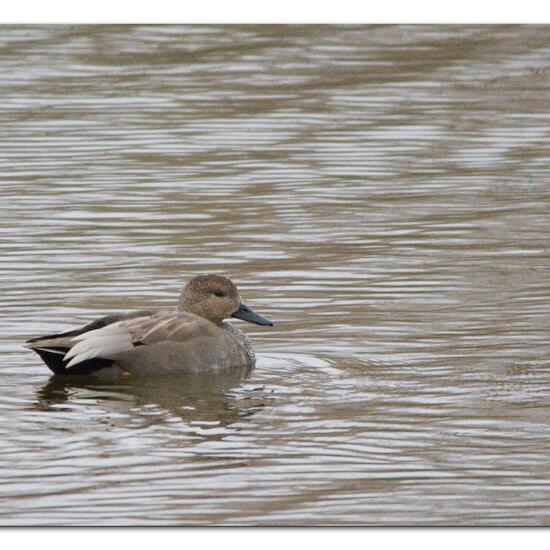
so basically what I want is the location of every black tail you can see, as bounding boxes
[26,315,121,375]
[26,312,152,375]
[30,346,114,375]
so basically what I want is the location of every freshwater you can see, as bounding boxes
[0,25,549,525]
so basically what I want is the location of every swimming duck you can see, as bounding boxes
[25,274,273,376]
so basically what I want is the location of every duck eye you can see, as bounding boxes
[213,290,225,297]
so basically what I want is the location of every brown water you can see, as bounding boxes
[1,24,550,526]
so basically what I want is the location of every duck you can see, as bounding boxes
[25,274,273,376]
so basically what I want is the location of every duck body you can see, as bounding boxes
[109,314,256,376]
[25,275,271,376]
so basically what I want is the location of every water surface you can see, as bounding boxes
[1,25,550,525]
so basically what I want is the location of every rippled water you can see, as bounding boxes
[1,25,550,526]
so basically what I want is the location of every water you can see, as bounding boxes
[1,24,550,526]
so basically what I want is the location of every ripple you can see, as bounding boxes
[1,24,550,526]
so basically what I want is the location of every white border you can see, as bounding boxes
[1,0,550,23]
[0,529,547,549]
[1,0,548,542]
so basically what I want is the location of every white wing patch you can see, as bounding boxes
[63,316,154,369]
[64,322,135,368]
[63,312,193,369]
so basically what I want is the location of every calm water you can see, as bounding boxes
[1,25,550,526]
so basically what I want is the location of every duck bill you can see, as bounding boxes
[231,303,273,326]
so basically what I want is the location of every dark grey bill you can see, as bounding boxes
[231,303,273,326]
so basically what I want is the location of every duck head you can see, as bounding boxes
[180,274,273,327]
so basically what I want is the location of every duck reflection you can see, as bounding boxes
[36,365,269,429]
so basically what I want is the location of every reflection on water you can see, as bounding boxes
[36,365,262,428]
[1,25,550,525]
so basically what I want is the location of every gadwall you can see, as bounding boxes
[25,274,273,376]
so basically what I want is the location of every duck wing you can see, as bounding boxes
[25,310,155,374]
[63,311,201,369]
